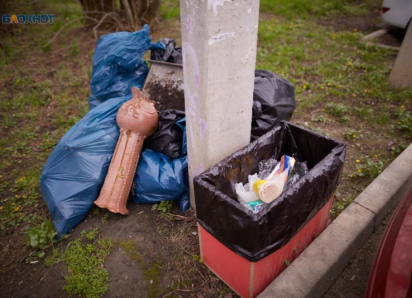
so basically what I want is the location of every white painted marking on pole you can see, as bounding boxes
[246,7,252,14]
[207,0,232,16]
[208,32,235,45]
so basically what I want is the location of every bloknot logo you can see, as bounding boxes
[2,14,56,24]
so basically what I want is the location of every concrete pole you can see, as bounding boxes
[179,0,260,209]
[389,24,412,89]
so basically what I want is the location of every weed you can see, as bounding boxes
[350,156,385,179]
[152,201,173,214]
[343,130,358,140]
[284,259,291,266]
[325,103,348,116]
[354,107,373,118]
[331,192,356,216]
[395,106,412,137]
[192,254,203,263]
[81,227,98,240]
[24,219,57,259]
[62,229,112,298]
[312,115,325,123]
[390,144,407,158]
[45,247,63,267]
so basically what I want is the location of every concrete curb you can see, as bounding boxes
[258,143,412,298]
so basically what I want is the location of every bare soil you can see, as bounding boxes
[1,204,230,298]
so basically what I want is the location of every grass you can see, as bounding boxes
[260,0,377,18]
[0,0,412,295]
[45,228,113,298]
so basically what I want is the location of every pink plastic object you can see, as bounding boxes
[94,87,158,215]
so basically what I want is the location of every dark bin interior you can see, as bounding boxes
[194,121,346,261]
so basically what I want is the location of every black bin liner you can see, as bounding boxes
[194,121,346,262]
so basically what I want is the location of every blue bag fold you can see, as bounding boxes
[88,25,165,110]
[132,118,189,213]
[40,95,130,235]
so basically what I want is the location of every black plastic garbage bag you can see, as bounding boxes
[144,109,185,158]
[251,70,295,141]
[150,38,183,64]
[88,25,165,110]
[194,121,346,262]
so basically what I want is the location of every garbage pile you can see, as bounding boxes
[40,26,189,236]
[40,28,296,236]
[236,155,309,213]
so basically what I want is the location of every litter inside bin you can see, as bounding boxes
[253,155,296,203]
[236,156,309,213]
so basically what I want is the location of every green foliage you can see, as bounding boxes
[354,107,373,118]
[161,0,180,20]
[331,192,356,216]
[395,107,412,137]
[25,220,57,251]
[343,130,358,140]
[192,254,203,263]
[284,259,291,266]
[325,103,348,116]
[81,227,98,241]
[390,144,407,158]
[350,157,385,179]
[312,115,325,123]
[259,0,375,18]
[62,229,112,298]
[45,247,64,267]
[24,222,54,259]
[23,220,57,260]
[152,201,173,214]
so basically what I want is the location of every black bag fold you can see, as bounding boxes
[251,70,296,141]
[194,121,346,262]
[150,38,183,64]
[144,109,185,158]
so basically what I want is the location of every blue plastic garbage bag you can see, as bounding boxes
[40,95,131,235]
[132,118,190,212]
[88,25,165,110]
